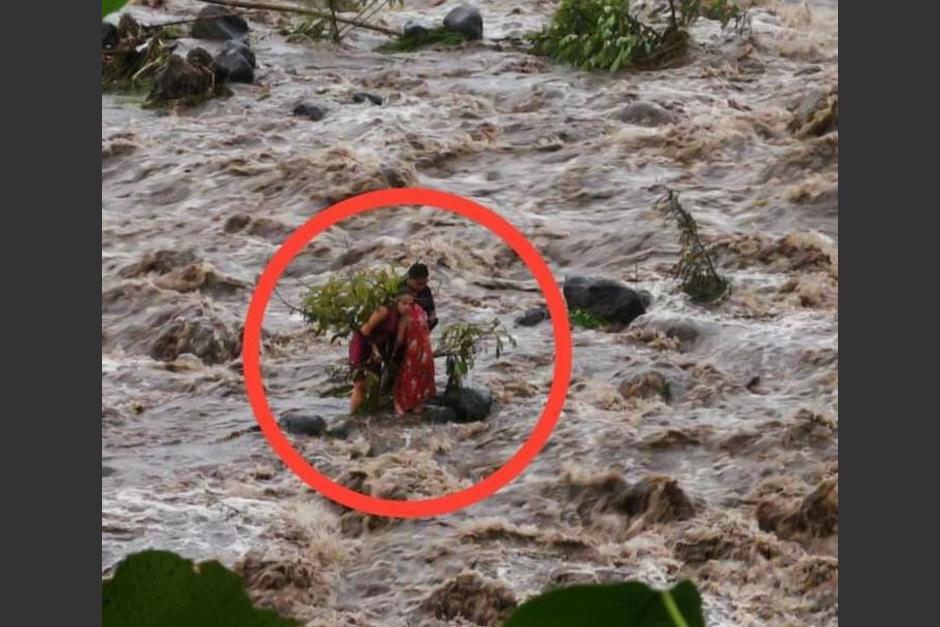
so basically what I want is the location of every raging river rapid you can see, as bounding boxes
[101,0,838,624]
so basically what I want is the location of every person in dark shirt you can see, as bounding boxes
[402,263,438,331]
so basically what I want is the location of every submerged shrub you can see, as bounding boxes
[528,0,688,71]
[658,191,730,304]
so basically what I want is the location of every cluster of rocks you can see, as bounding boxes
[279,386,494,439]
[102,7,257,105]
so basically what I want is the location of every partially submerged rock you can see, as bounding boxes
[280,413,327,437]
[619,101,677,127]
[422,406,460,424]
[293,102,327,121]
[351,91,382,105]
[102,22,118,49]
[191,5,249,41]
[214,40,255,83]
[443,6,484,41]
[563,276,650,326]
[403,21,429,38]
[420,572,516,626]
[515,305,549,327]
[430,387,493,422]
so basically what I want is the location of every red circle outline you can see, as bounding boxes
[242,188,571,518]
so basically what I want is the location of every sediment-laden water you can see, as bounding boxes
[102,1,838,624]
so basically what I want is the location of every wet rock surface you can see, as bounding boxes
[443,6,484,41]
[563,276,650,326]
[293,102,327,121]
[280,414,327,436]
[191,6,249,41]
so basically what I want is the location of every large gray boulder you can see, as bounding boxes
[428,387,493,422]
[191,6,249,41]
[563,276,651,326]
[443,6,483,40]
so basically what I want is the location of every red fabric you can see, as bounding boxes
[393,304,436,411]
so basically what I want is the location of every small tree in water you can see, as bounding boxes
[528,0,747,72]
[301,266,514,411]
[658,191,730,304]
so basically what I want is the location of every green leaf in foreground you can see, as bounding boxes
[570,308,607,329]
[102,550,299,627]
[102,0,129,17]
[504,580,705,627]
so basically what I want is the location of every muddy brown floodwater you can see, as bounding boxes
[102,0,838,625]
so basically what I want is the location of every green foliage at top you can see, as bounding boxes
[528,0,748,72]
[301,266,404,342]
[659,191,730,304]
[103,0,129,17]
[102,550,299,627]
[528,0,688,72]
[376,27,470,53]
[505,580,705,627]
[570,307,607,329]
[438,320,516,392]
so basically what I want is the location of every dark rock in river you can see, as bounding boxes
[214,45,254,83]
[403,21,430,38]
[102,22,119,49]
[221,39,256,68]
[443,6,484,40]
[617,476,695,523]
[191,6,249,41]
[618,102,676,127]
[422,406,460,424]
[293,102,327,121]
[515,306,548,327]
[429,387,493,422]
[352,91,382,105]
[563,276,650,326]
[326,418,357,440]
[280,413,327,436]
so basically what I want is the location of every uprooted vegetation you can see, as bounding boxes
[658,191,731,304]
[528,0,748,72]
[102,14,230,107]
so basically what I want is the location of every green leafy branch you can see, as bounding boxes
[658,190,730,304]
[437,320,516,392]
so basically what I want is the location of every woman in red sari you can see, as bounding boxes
[393,291,436,416]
